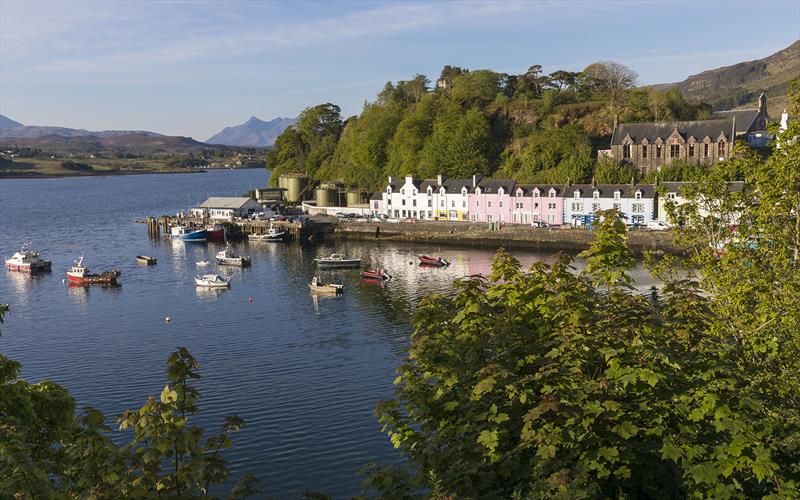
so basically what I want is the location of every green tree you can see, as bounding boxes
[419,105,494,178]
[594,157,640,184]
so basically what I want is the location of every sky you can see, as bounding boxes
[1,0,798,140]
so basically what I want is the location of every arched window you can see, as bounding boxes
[718,141,726,157]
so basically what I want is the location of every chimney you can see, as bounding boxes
[591,176,597,188]
[437,174,443,186]
[472,174,477,187]
[630,176,635,186]
[388,175,394,185]
[405,175,413,184]
[781,109,789,132]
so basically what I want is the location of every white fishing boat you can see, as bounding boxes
[314,253,361,269]
[216,246,251,267]
[5,243,52,273]
[308,276,344,295]
[196,260,210,266]
[194,273,230,288]
[248,224,287,242]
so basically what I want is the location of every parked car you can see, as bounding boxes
[404,217,417,224]
[530,221,550,228]
[386,218,402,224]
[647,221,670,231]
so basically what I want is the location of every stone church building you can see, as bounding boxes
[603,94,770,174]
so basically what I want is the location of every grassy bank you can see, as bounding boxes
[333,221,680,255]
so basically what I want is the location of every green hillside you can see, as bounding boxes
[267,63,710,191]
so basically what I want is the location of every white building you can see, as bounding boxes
[383,175,421,219]
[563,184,656,227]
[658,181,745,227]
[190,197,262,221]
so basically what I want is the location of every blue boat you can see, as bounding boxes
[170,226,208,242]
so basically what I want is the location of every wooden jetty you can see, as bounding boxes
[145,216,333,243]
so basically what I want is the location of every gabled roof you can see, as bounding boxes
[569,184,656,199]
[370,192,382,201]
[197,197,256,209]
[611,119,733,145]
[712,109,760,134]
[420,179,439,191]
[440,178,474,193]
[476,178,515,194]
[515,184,562,196]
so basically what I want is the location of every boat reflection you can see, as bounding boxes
[195,285,229,300]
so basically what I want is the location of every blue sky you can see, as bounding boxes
[1,0,798,140]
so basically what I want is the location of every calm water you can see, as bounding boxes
[0,170,656,498]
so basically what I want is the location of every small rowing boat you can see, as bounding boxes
[136,255,157,265]
[360,268,391,281]
[417,255,450,267]
[308,276,344,295]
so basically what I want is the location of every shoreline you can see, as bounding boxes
[0,167,260,180]
[332,221,681,255]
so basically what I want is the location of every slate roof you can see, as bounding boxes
[440,178,476,193]
[611,118,733,145]
[712,109,760,134]
[419,179,439,191]
[197,197,256,209]
[476,178,516,194]
[568,184,657,199]
[370,192,382,201]
[386,176,421,190]
[662,181,745,194]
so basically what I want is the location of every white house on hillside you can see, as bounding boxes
[563,184,657,227]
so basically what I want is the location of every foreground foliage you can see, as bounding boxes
[374,90,800,498]
[0,342,259,498]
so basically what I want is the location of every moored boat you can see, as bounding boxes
[196,260,210,266]
[194,273,230,288]
[66,256,120,286]
[5,244,52,273]
[360,268,391,281]
[308,276,344,295]
[249,223,286,242]
[314,253,361,269]
[216,246,251,267]
[206,224,225,242]
[170,225,208,242]
[417,255,450,267]
[136,255,157,265]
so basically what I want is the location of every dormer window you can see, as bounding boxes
[427,187,432,195]
[623,144,631,159]
[613,191,620,199]
[656,145,662,158]
[413,190,417,196]
[642,144,648,158]
[635,191,642,200]
[549,190,555,198]
[574,191,580,199]
[461,188,467,196]
[401,189,405,195]
[718,141,725,157]
[593,191,599,199]
[387,187,392,194]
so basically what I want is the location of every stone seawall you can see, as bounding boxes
[332,221,680,254]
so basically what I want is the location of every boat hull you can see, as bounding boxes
[66,273,118,286]
[316,260,361,269]
[195,279,229,288]
[6,261,52,273]
[309,283,344,294]
[360,270,390,281]
[136,256,157,265]
[216,257,251,267]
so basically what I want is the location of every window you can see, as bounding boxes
[488,201,492,208]
[718,141,726,157]
[670,144,680,158]
[401,189,405,195]
[704,143,709,157]
[623,144,631,159]
[548,203,556,209]
[427,199,432,207]
[534,202,539,209]
[451,200,455,208]
[688,144,695,157]
[401,199,405,206]
[635,191,642,199]
[593,191,599,199]
[571,202,583,212]
[532,213,539,221]
[642,144,648,158]
[487,214,493,222]
[387,198,392,205]
[667,193,676,200]
[632,203,644,213]
[499,201,503,208]
[462,200,466,208]
[412,199,416,206]
[440,199,445,207]
[613,191,620,199]
[613,202,621,210]
[534,191,540,198]
[574,191,580,199]
[592,203,600,212]
[549,191,555,198]
[476,200,479,207]
[656,145,662,158]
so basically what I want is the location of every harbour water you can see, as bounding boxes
[0,170,657,498]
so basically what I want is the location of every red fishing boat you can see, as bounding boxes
[417,255,450,267]
[360,268,391,281]
[66,256,120,286]
[206,224,225,242]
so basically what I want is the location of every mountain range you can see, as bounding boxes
[653,39,799,116]
[206,116,297,147]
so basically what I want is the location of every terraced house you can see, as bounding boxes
[563,183,657,227]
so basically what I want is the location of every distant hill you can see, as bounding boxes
[206,116,297,147]
[0,115,24,130]
[653,40,800,116]
[0,124,163,140]
[0,133,214,156]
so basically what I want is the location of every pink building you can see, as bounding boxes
[509,184,564,225]
[469,179,515,223]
